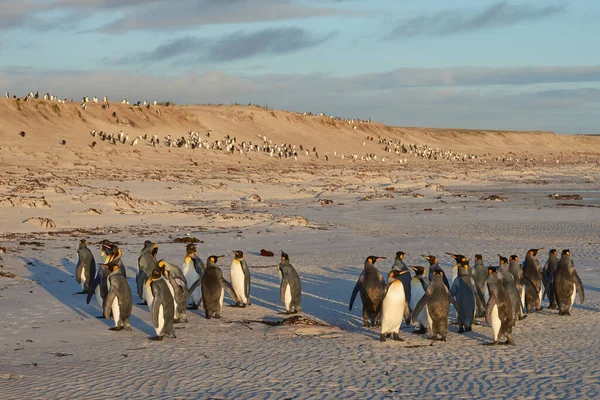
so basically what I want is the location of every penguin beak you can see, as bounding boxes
[445,253,458,259]
[376,257,387,261]
[397,270,410,275]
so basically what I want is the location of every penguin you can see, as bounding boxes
[411,270,456,341]
[409,266,431,334]
[380,270,411,342]
[102,263,132,331]
[148,268,176,340]
[86,263,110,316]
[157,260,189,323]
[485,266,515,345]
[137,241,158,304]
[553,249,585,316]
[508,254,525,315]
[75,239,96,294]
[189,255,237,319]
[278,251,302,314]
[424,255,449,289]
[543,249,559,309]
[349,256,386,327]
[498,255,525,322]
[471,254,488,317]
[230,250,251,307]
[181,243,205,309]
[448,254,476,333]
[391,251,412,321]
[522,248,544,312]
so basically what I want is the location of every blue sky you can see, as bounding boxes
[1,0,599,133]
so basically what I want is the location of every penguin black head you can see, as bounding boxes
[281,251,289,261]
[150,268,162,280]
[208,255,224,264]
[446,253,468,264]
[422,255,438,265]
[186,243,196,255]
[474,254,484,261]
[388,270,409,280]
[395,251,405,260]
[550,249,557,255]
[410,265,426,276]
[509,255,519,261]
[487,266,498,275]
[527,248,543,256]
[79,239,87,245]
[61,140,66,145]
[144,240,152,246]
[366,256,386,264]
[498,255,508,265]
[234,250,244,259]
[562,249,571,256]
[19,131,26,137]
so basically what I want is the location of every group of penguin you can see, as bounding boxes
[350,249,585,345]
[75,240,302,341]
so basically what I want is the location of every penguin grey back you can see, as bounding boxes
[553,250,584,315]
[75,239,96,293]
[279,252,302,313]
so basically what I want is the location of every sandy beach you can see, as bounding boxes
[1,99,600,399]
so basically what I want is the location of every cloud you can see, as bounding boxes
[388,1,566,38]
[116,27,333,64]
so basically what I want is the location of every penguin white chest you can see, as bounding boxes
[95,284,103,309]
[111,297,120,326]
[156,304,164,336]
[284,284,292,311]
[219,287,224,310]
[570,282,577,308]
[491,304,501,341]
[79,268,86,289]
[381,285,405,334]
[145,283,154,309]
[231,262,246,303]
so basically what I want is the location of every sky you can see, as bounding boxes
[0,0,599,134]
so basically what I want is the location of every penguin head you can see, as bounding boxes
[388,270,409,280]
[143,240,152,247]
[550,249,557,255]
[561,249,571,256]
[395,251,405,260]
[208,255,224,264]
[497,255,508,265]
[527,248,543,256]
[421,255,438,265]
[446,253,468,265]
[108,246,122,263]
[410,265,426,276]
[366,256,386,265]
[281,251,289,261]
[186,243,197,255]
[509,255,519,261]
[474,254,483,261]
[487,266,498,275]
[150,268,162,280]
[101,241,112,255]
[233,250,244,259]
[157,260,168,276]
[79,239,88,245]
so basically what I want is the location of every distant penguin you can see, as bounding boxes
[350,256,386,327]
[75,239,96,294]
[87,264,110,316]
[424,255,449,289]
[380,270,411,342]
[553,249,585,316]
[499,255,525,322]
[190,255,237,319]
[181,243,205,309]
[448,254,476,333]
[148,268,176,340]
[409,266,431,334]
[522,248,544,312]
[412,269,456,342]
[103,263,132,331]
[157,260,189,323]
[485,267,515,345]
[278,251,302,314]
[543,249,559,309]
[230,250,251,307]
[391,251,412,321]
[471,254,488,317]
[137,241,158,304]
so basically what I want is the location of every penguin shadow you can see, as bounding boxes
[20,256,154,336]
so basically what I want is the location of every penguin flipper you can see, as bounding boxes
[349,277,363,311]
[103,286,116,319]
[187,278,202,299]
[87,276,99,304]
[192,255,206,275]
[242,260,251,300]
[403,299,411,325]
[411,294,429,324]
[485,296,497,325]
[220,278,238,302]
[573,271,585,303]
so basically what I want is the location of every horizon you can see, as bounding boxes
[1,0,599,135]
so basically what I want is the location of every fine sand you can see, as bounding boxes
[1,99,600,399]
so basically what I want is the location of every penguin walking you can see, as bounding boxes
[157,260,189,323]
[485,267,515,345]
[424,255,450,289]
[553,249,585,316]
[508,254,525,315]
[543,249,559,309]
[448,254,476,333]
[391,251,412,323]
[350,256,386,327]
[380,270,411,342]
[137,241,158,305]
[181,243,205,309]
[188,255,237,319]
[471,254,488,317]
[75,239,96,294]
[409,266,431,334]
[278,251,302,314]
[103,263,132,331]
[230,250,251,307]
[148,268,176,341]
[522,248,544,312]
[411,270,456,341]
[499,255,525,322]
[86,264,110,317]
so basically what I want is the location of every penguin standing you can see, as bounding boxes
[103,263,132,331]
[424,255,449,289]
[157,260,189,323]
[471,254,488,317]
[230,250,251,307]
[181,243,205,309]
[380,270,411,342]
[75,239,96,294]
[543,249,559,309]
[485,267,515,345]
[412,270,456,341]
[86,264,110,316]
[391,251,412,322]
[522,248,544,313]
[499,255,525,322]
[553,249,585,316]
[409,266,431,334]
[508,254,525,315]
[189,255,237,319]
[148,268,176,341]
[137,241,158,304]
[448,254,476,333]
[278,251,302,314]
[350,256,386,327]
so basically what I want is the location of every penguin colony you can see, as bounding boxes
[76,239,584,345]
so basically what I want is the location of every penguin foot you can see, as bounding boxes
[109,327,123,332]
[465,327,472,332]
[124,326,132,331]
[483,341,499,346]
[413,327,427,335]
[169,333,177,339]
[458,327,465,334]
[386,333,392,338]
[173,320,180,324]
[149,336,164,341]
[548,303,557,309]
[518,315,527,321]
[392,333,404,342]
[379,334,386,342]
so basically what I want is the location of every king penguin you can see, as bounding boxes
[103,263,132,331]
[157,260,189,323]
[553,249,585,316]
[522,248,544,313]
[190,255,237,319]
[380,270,411,342]
[75,239,96,294]
[543,249,559,309]
[424,255,449,289]
[508,254,525,316]
[230,250,251,307]
[448,254,476,333]
[181,243,205,309]
[278,251,302,314]
[499,255,525,322]
[391,251,412,321]
[137,241,158,305]
[412,270,456,342]
[471,254,488,317]
[485,267,515,345]
[350,256,386,327]
[409,265,431,334]
[148,268,176,341]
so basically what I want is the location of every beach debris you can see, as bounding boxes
[0,374,25,380]
[480,195,505,202]
[173,236,202,243]
[413,193,424,198]
[260,249,274,257]
[0,247,5,253]
[246,194,262,202]
[359,193,394,201]
[548,194,582,200]
[319,199,333,206]
[23,217,56,228]
[0,271,17,278]
[84,208,103,215]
